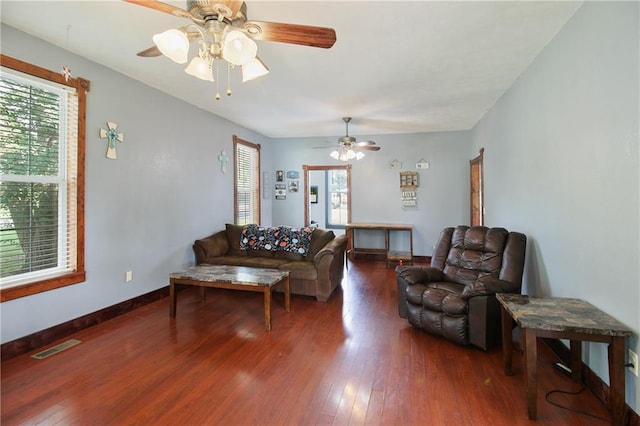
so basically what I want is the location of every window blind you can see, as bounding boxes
[0,70,78,288]
[234,137,260,225]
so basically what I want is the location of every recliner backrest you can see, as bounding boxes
[431,226,525,288]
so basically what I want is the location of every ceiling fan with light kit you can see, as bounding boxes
[315,117,381,162]
[124,0,336,99]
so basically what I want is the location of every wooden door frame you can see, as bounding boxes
[470,148,484,226]
[303,165,352,227]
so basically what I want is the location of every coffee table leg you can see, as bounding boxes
[501,306,513,375]
[284,276,290,312]
[264,288,272,332]
[170,279,177,318]
[200,286,206,302]
[524,328,538,420]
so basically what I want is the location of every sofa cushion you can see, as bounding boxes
[306,228,335,259]
[278,260,317,281]
[225,223,246,256]
[274,250,305,261]
[203,255,288,269]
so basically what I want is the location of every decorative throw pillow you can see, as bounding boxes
[240,224,274,251]
[277,226,313,255]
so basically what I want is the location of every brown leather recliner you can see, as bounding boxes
[396,226,526,350]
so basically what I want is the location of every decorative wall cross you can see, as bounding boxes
[218,150,228,173]
[99,122,124,159]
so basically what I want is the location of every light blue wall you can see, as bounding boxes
[2,2,638,415]
[0,25,273,343]
[267,131,472,256]
[471,2,639,412]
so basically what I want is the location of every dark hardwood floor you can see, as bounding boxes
[1,260,612,425]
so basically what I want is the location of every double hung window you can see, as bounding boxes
[0,55,87,301]
[233,135,260,225]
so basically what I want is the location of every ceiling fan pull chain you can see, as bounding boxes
[215,60,221,100]
[226,63,232,96]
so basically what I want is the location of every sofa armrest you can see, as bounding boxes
[313,234,346,267]
[193,230,229,264]
[312,234,347,302]
[461,277,519,300]
[395,266,444,285]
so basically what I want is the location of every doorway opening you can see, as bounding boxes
[303,165,351,230]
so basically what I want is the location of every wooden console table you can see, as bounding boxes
[497,294,632,425]
[345,223,413,268]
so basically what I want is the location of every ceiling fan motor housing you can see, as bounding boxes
[339,136,357,145]
[187,0,247,24]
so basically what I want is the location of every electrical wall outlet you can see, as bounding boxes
[629,350,639,376]
[125,270,133,282]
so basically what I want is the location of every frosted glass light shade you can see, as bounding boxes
[355,151,365,160]
[330,150,340,160]
[223,31,257,66]
[242,57,269,82]
[153,29,189,64]
[185,57,214,81]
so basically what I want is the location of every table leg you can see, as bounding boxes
[609,337,627,426]
[170,279,177,318]
[200,286,206,302]
[569,340,582,382]
[264,288,272,332]
[524,328,538,420]
[501,306,514,375]
[284,276,291,313]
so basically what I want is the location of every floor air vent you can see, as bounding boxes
[31,339,82,360]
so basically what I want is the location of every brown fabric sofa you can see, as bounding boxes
[396,225,527,350]
[193,224,347,302]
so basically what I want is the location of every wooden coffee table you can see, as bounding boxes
[169,265,290,331]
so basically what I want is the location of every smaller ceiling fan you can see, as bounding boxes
[316,117,380,161]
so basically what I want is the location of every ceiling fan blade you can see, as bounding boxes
[360,146,381,151]
[213,1,244,19]
[137,45,162,57]
[243,21,336,49]
[123,0,192,18]
[357,140,377,146]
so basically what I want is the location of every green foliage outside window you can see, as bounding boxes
[0,75,62,278]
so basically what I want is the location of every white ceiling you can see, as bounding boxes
[1,1,581,139]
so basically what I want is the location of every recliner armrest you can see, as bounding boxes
[461,277,519,300]
[395,266,444,285]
